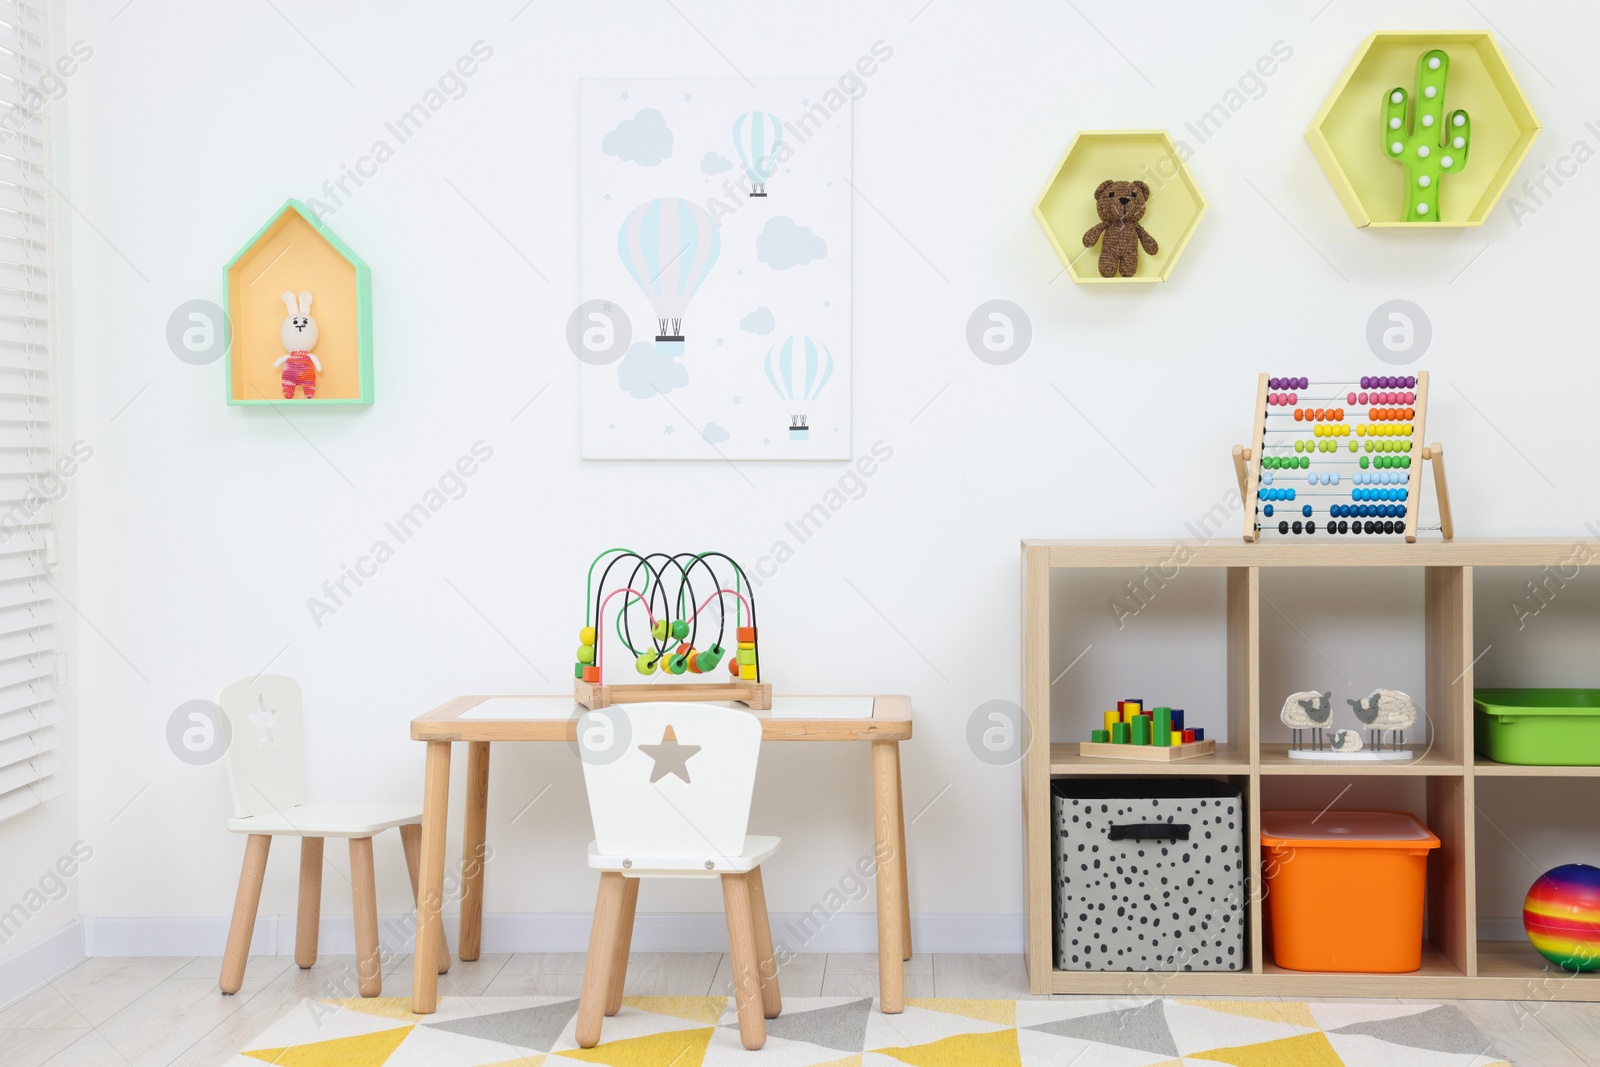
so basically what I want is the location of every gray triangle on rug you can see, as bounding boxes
[421,998,581,1051]
[1025,998,1178,1057]
[1330,1004,1502,1057]
[721,997,872,1052]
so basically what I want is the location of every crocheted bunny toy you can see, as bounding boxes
[273,290,323,399]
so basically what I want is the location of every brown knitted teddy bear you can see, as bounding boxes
[1082,180,1158,278]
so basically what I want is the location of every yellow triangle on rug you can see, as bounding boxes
[554,1025,714,1066]
[807,1056,863,1067]
[906,997,1016,1027]
[325,997,433,1023]
[474,1057,545,1067]
[620,995,728,1025]
[875,1027,1022,1067]
[1177,999,1320,1029]
[244,1024,414,1066]
[1191,1030,1344,1067]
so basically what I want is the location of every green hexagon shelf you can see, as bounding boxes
[224,199,373,405]
[1307,31,1540,228]
[1034,130,1206,284]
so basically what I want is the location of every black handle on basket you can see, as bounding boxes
[1108,823,1190,842]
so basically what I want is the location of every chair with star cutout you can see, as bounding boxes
[215,675,448,998]
[575,702,781,1050]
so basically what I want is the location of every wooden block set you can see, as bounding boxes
[1080,699,1216,762]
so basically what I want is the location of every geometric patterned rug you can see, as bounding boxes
[226,995,1516,1066]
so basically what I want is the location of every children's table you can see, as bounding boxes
[407,694,913,1014]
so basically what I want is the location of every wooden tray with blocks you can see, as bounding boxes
[1078,739,1216,762]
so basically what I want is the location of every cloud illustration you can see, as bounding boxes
[617,342,688,398]
[757,216,827,270]
[739,307,775,335]
[602,109,673,166]
[701,151,734,174]
[702,422,730,445]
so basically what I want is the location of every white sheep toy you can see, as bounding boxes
[1347,688,1419,750]
[1327,729,1364,753]
[1280,690,1332,751]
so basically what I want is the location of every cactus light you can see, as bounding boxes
[1383,49,1471,221]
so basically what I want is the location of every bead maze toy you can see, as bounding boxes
[1383,49,1471,223]
[574,549,770,711]
[1232,371,1454,542]
[1079,699,1215,762]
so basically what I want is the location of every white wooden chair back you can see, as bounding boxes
[579,702,761,867]
[218,675,307,819]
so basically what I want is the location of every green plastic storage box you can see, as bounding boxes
[1474,689,1600,766]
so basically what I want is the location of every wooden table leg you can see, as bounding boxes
[410,740,452,1014]
[894,743,912,961]
[295,837,323,969]
[220,834,270,995]
[350,836,381,997]
[871,740,905,1013]
[459,741,491,962]
[400,823,450,973]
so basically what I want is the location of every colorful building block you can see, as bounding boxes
[1103,710,1120,733]
[1111,721,1129,744]
[1153,708,1172,746]
[1171,709,1185,733]
[1182,729,1196,743]
[1171,731,1183,745]
[1091,729,1110,743]
[1131,716,1150,745]
[1192,727,1205,742]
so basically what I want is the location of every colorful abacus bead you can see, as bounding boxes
[737,626,756,643]
[636,651,659,675]
[698,644,725,671]
[651,619,669,641]
[582,665,600,683]
[665,652,689,675]
[670,619,690,640]
[739,663,758,680]
[579,626,597,645]
[576,643,595,664]
[729,656,741,677]
[686,651,703,673]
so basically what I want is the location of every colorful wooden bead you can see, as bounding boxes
[636,652,659,674]
[582,666,600,683]
[739,663,757,680]
[670,619,690,640]
[651,619,669,641]
[573,662,586,679]
[699,644,725,671]
[737,648,757,665]
[579,626,597,645]
[686,651,702,673]
[729,657,740,676]
[737,626,757,643]
[576,643,595,664]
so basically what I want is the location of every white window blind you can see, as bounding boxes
[0,0,61,825]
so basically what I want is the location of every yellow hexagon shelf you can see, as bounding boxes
[1034,130,1206,284]
[1307,31,1540,228]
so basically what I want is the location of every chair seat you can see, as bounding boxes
[588,834,780,877]
[226,803,422,837]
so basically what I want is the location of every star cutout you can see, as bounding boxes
[250,693,276,748]
[736,268,744,276]
[684,93,693,102]
[639,725,700,783]
[732,395,742,405]
[621,92,630,100]
[823,300,831,308]
[664,425,674,435]
[715,336,724,346]
[763,438,770,446]
[603,192,612,201]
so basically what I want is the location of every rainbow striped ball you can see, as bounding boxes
[1524,864,1600,972]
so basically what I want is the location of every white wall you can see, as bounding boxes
[55,0,1600,952]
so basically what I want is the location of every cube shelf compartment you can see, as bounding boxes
[1306,31,1540,228]
[1033,130,1206,284]
[1021,538,1600,999]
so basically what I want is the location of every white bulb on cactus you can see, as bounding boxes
[1453,136,1465,148]
[1391,141,1404,154]
[1441,156,1453,168]
[1390,117,1401,129]
[1416,203,1429,214]
[1417,145,1430,157]
[1418,175,1430,187]
[1422,114,1434,126]
[1391,90,1404,103]
[1428,56,1441,69]
[1454,113,1466,126]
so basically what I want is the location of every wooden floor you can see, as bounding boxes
[2,952,1597,1065]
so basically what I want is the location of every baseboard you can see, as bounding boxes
[0,921,84,1009]
[81,912,1024,957]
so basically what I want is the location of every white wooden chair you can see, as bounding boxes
[216,675,448,996]
[576,702,781,1050]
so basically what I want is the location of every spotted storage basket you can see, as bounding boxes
[1052,778,1245,972]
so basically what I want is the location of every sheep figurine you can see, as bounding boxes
[1328,729,1364,753]
[1347,688,1419,750]
[1280,690,1332,751]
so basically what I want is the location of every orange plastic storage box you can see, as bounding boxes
[1260,811,1440,973]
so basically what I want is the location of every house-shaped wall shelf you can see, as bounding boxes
[1306,31,1541,228]
[224,199,373,405]
[1033,130,1206,284]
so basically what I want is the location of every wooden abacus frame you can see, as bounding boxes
[575,678,773,711]
[1233,370,1454,543]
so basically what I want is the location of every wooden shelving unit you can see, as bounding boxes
[1021,538,1600,1000]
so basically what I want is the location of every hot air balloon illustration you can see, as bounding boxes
[764,335,833,440]
[617,198,721,344]
[732,111,784,197]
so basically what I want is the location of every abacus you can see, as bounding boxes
[1233,371,1454,543]
[573,548,771,711]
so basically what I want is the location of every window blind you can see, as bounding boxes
[0,0,61,825]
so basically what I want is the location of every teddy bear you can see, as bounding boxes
[1081,180,1158,278]
[273,290,323,399]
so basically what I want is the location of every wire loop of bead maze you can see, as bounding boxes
[1231,371,1454,543]
[574,548,771,710]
